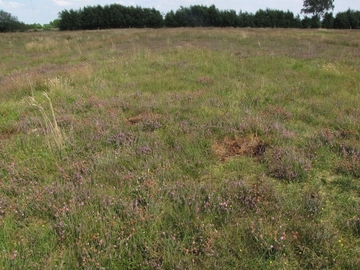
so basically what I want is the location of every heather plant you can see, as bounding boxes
[264,145,312,181]
[335,144,360,177]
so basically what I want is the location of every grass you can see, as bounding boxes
[0,28,360,269]
[28,91,66,152]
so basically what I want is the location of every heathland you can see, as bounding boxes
[0,28,360,269]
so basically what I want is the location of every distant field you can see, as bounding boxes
[1,28,360,269]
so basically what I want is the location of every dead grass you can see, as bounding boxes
[126,112,162,125]
[28,92,66,151]
[213,134,266,161]
[25,37,58,52]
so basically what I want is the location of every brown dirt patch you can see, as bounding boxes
[126,112,161,125]
[0,62,95,98]
[197,76,215,85]
[212,134,266,161]
[263,105,292,121]
[0,132,16,151]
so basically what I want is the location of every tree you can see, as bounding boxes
[81,6,96,29]
[142,8,163,28]
[334,9,360,29]
[346,9,360,29]
[220,9,238,27]
[310,14,321,28]
[165,10,178,27]
[333,11,349,29]
[301,16,312,28]
[301,0,335,18]
[208,5,222,27]
[322,12,334,28]
[238,11,255,27]
[58,9,82,30]
[50,19,60,28]
[0,10,21,32]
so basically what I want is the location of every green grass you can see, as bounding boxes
[1,28,360,269]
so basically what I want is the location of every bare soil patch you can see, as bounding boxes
[126,112,161,125]
[213,134,266,161]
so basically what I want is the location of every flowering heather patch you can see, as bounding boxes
[106,131,135,147]
[264,146,312,181]
[196,76,215,85]
[141,118,162,132]
[248,218,290,259]
[336,145,360,177]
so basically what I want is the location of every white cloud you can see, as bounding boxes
[53,0,72,6]
[52,0,98,7]
[0,1,22,8]
[8,1,21,8]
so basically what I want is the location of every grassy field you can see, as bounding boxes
[0,28,360,269]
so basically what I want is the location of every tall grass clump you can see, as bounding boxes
[28,92,66,151]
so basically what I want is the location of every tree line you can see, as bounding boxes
[0,10,59,32]
[57,4,360,30]
[0,10,33,32]
[1,4,360,32]
[58,5,163,30]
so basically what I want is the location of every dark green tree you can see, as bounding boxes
[346,9,360,29]
[255,9,270,27]
[165,10,178,27]
[301,0,335,18]
[127,6,142,27]
[102,5,112,28]
[220,9,238,27]
[189,5,209,27]
[93,5,104,28]
[334,9,360,29]
[293,15,303,28]
[208,5,222,27]
[58,9,82,30]
[168,5,223,27]
[0,10,21,32]
[253,9,299,28]
[301,16,312,28]
[333,11,349,29]
[322,12,334,28]
[238,11,255,27]
[108,4,128,28]
[174,7,190,27]
[81,6,96,29]
[142,8,163,28]
[310,14,322,28]
[284,10,300,28]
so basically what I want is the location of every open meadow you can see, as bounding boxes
[0,28,360,269]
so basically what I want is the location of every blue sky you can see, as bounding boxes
[0,0,359,25]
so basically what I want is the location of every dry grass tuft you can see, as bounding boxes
[28,92,66,151]
[25,37,58,52]
[46,76,71,92]
[65,62,95,82]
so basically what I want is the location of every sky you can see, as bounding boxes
[0,0,359,25]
